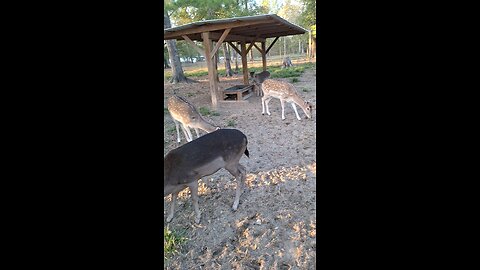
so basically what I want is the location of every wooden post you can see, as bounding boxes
[201,32,218,108]
[261,41,267,71]
[240,41,249,85]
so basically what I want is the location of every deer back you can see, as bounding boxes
[164,129,248,188]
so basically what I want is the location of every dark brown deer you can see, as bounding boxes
[249,70,270,96]
[167,95,219,143]
[164,128,249,224]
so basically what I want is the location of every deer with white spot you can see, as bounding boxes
[167,95,219,143]
[261,79,312,120]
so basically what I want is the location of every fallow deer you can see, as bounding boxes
[167,95,219,143]
[249,71,270,96]
[164,128,249,224]
[261,79,312,120]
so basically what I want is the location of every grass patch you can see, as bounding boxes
[164,226,187,261]
[227,120,236,127]
[302,88,310,92]
[164,62,315,80]
[164,108,169,115]
[166,125,176,134]
[186,70,209,77]
[198,107,220,116]
[290,78,300,83]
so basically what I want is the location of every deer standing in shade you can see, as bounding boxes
[249,70,270,97]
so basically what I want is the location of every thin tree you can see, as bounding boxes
[222,43,234,77]
[164,43,170,69]
[231,44,239,74]
[164,12,195,83]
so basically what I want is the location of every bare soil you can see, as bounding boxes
[163,63,316,270]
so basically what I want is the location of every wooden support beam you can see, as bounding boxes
[210,28,231,59]
[201,32,219,108]
[266,36,279,55]
[261,41,267,71]
[245,34,260,54]
[240,41,249,85]
[246,42,255,54]
[182,35,205,57]
[209,32,265,43]
[253,43,262,53]
[227,41,241,55]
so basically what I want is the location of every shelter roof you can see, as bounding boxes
[164,14,307,42]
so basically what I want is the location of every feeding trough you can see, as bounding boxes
[223,85,253,101]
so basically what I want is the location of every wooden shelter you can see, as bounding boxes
[163,14,307,108]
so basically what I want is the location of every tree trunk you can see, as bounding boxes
[164,58,170,69]
[312,37,316,58]
[308,30,312,59]
[223,43,233,77]
[214,44,220,82]
[232,45,239,73]
[164,13,193,83]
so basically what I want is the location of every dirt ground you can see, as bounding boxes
[163,63,316,270]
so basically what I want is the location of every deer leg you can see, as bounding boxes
[181,124,193,142]
[291,102,301,120]
[166,191,179,223]
[179,123,190,142]
[280,99,286,120]
[187,181,201,224]
[265,98,272,115]
[226,164,246,211]
[173,120,182,143]
[261,96,267,115]
[194,128,200,138]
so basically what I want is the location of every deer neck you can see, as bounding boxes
[291,93,307,109]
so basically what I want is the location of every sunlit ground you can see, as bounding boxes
[164,161,316,201]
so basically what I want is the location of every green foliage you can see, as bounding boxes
[166,125,176,134]
[227,120,236,127]
[164,108,170,115]
[299,0,316,27]
[290,77,299,83]
[302,87,310,92]
[170,0,264,26]
[182,70,208,77]
[164,226,188,260]
[176,41,201,63]
[270,67,304,78]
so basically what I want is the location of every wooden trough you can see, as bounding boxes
[223,85,253,101]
